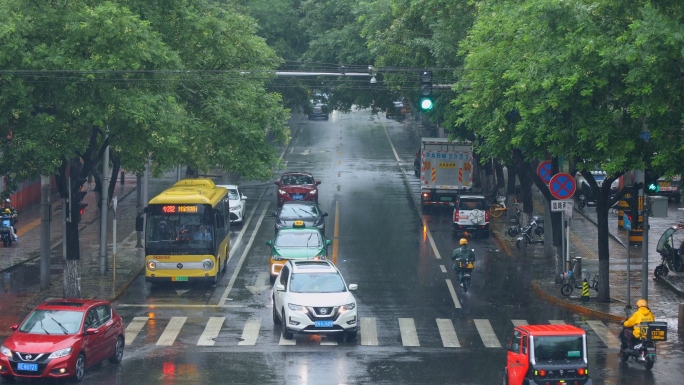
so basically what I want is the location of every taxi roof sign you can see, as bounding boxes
[293,220,305,227]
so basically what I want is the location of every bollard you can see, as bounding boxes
[581,278,590,301]
[679,304,684,334]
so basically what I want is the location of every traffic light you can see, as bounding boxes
[68,190,88,223]
[644,169,660,193]
[419,70,433,111]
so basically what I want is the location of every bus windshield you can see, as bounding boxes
[146,204,215,254]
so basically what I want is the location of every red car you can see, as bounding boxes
[0,299,125,382]
[275,172,321,207]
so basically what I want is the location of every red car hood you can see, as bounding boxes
[5,332,81,353]
[282,186,315,193]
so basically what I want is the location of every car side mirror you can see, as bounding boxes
[316,181,321,185]
[266,240,273,246]
[85,328,99,335]
[274,181,281,186]
[274,283,285,291]
[510,343,519,352]
[322,212,329,217]
[271,212,277,217]
[10,324,18,331]
[348,284,358,291]
[325,240,332,246]
[242,195,247,200]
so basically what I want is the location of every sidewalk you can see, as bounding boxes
[489,190,684,324]
[0,170,181,337]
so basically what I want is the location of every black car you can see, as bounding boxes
[272,201,328,235]
[308,103,329,120]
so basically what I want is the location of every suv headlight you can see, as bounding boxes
[1,345,11,357]
[339,302,356,313]
[288,303,307,312]
[48,347,72,359]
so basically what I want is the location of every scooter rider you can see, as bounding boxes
[2,198,18,242]
[621,299,655,350]
[452,238,475,287]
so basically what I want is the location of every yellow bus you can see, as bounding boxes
[143,178,230,284]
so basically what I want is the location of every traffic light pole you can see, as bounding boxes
[642,196,649,301]
[99,135,109,276]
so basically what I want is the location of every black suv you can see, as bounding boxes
[308,103,329,120]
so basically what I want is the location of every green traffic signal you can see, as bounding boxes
[647,182,660,193]
[420,97,433,111]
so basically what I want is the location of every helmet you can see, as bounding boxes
[459,238,468,245]
[636,299,648,308]
[4,198,10,204]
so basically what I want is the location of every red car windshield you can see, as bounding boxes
[19,310,84,335]
[281,175,314,185]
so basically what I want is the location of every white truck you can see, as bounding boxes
[418,138,474,208]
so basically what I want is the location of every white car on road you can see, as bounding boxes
[217,184,247,224]
[272,259,358,342]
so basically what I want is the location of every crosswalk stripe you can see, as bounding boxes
[157,317,187,346]
[511,320,528,327]
[445,279,461,309]
[436,319,460,348]
[399,318,420,347]
[586,320,620,349]
[238,318,261,346]
[360,317,378,346]
[124,317,149,345]
[549,320,566,324]
[197,317,225,346]
[279,334,296,345]
[320,340,338,346]
[474,319,501,348]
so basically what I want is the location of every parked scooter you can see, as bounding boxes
[1,213,14,247]
[619,321,667,370]
[515,217,544,250]
[654,225,684,279]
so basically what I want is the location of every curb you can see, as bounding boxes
[531,280,624,323]
[655,275,684,297]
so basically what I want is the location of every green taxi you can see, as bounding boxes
[266,220,331,282]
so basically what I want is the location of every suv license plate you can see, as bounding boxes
[440,197,453,202]
[315,320,334,328]
[18,363,38,371]
[173,276,188,282]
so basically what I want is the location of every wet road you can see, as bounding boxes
[10,110,683,384]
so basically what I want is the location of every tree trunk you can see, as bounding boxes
[64,260,81,298]
[595,184,613,303]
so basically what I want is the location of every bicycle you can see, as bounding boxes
[560,270,599,296]
[488,194,520,221]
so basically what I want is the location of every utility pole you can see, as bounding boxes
[99,131,110,275]
[40,175,51,290]
[136,172,143,248]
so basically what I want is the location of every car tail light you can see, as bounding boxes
[537,368,546,377]
[577,367,586,376]
[453,210,459,222]
[485,210,489,222]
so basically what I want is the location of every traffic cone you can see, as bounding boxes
[581,278,590,301]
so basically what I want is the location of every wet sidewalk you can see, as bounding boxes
[0,170,181,337]
[490,190,684,328]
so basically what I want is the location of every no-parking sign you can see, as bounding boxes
[549,173,576,200]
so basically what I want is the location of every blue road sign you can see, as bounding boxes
[549,173,576,200]
[537,161,552,184]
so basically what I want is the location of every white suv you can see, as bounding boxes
[453,195,490,238]
[272,260,358,341]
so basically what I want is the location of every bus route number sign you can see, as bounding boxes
[162,205,199,213]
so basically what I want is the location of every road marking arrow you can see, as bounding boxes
[175,289,190,296]
[246,272,271,295]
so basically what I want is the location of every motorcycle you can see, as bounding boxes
[619,321,667,370]
[654,225,684,279]
[515,216,544,250]
[1,214,14,247]
[455,258,475,293]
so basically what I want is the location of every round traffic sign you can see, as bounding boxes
[537,161,553,184]
[549,173,576,200]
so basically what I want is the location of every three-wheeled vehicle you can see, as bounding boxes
[503,324,592,385]
[654,224,684,279]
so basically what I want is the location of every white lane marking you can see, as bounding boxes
[197,317,225,346]
[218,203,270,306]
[446,279,461,309]
[399,318,420,347]
[474,319,501,348]
[426,225,442,260]
[238,318,261,346]
[124,317,148,345]
[228,188,266,261]
[156,317,187,346]
[440,265,447,273]
[549,320,566,324]
[360,317,378,346]
[320,339,338,346]
[279,334,296,345]
[436,318,460,348]
[586,320,621,349]
[512,320,528,327]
